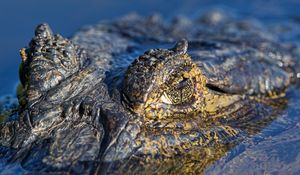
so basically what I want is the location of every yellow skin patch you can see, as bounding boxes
[20,48,27,62]
[204,93,242,117]
[18,48,30,107]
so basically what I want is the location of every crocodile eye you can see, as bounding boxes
[161,78,194,105]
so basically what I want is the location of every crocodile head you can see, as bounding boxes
[1,17,289,174]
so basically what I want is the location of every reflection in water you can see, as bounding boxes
[99,98,288,174]
[206,87,300,174]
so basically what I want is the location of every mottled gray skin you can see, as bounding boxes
[0,11,299,174]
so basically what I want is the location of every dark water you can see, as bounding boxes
[0,0,300,174]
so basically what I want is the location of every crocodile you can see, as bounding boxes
[0,11,299,174]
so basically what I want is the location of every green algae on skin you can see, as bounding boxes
[0,97,18,123]
[0,112,9,122]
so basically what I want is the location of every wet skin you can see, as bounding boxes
[0,11,299,174]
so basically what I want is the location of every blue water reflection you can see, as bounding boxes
[1,0,300,95]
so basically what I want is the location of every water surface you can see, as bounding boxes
[1,0,300,96]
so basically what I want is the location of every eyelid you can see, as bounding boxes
[160,92,173,104]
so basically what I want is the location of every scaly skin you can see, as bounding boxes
[0,11,298,174]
